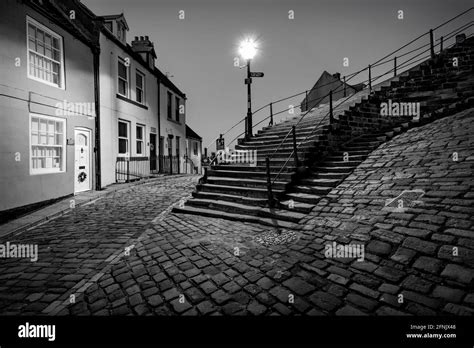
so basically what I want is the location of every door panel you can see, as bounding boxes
[74,129,92,193]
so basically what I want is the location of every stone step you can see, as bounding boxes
[286,192,323,204]
[293,185,332,195]
[299,178,341,187]
[206,176,289,190]
[313,166,355,173]
[211,164,296,172]
[199,183,285,199]
[184,199,306,223]
[172,206,297,229]
[207,169,294,180]
[192,191,268,207]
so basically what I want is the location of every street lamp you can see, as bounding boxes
[239,38,258,140]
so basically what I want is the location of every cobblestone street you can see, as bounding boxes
[0,110,473,316]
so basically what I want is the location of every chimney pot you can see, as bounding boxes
[134,36,138,40]
[145,35,149,40]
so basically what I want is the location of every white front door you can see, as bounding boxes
[74,128,92,193]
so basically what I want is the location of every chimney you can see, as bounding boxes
[456,33,466,44]
[333,72,341,80]
[131,35,157,69]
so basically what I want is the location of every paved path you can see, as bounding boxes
[0,109,473,316]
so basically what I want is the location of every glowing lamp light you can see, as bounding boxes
[239,38,257,60]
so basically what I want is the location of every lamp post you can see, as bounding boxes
[239,38,258,140]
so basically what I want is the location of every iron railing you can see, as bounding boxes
[115,156,150,183]
[206,7,473,155]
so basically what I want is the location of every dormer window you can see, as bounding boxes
[104,21,112,33]
[117,23,125,42]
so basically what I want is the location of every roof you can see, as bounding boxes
[26,0,99,50]
[99,13,129,30]
[99,26,186,99]
[186,125,202,140]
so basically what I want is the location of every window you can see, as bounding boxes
[167,92,172,119]
[175,97,180,122]
[27,17,63,88]
[30,114,65,174]
[118,120,130,155]
[118,57,129,97]
[117,23,124,41]
[136,125,144,155]
[176,136,180,157]
[193,141,198,156]
[104,21,113,33]
[167,136,172,154]
[136,70,145,103]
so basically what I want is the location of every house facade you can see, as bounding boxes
[0,0,99,217]
[185,125,202,174]
[97,14,160,186]
[156,72,187,175]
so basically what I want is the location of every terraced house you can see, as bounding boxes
[0,0,99,221]
[97,13,187,186]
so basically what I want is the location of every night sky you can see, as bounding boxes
[83,0,472,151]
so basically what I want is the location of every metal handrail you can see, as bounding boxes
[268,23,473,189]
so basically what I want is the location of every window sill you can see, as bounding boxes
[166,117,182,125]
[116,94,148,109]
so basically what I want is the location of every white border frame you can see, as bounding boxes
[117,56,129,98]
[26,16,65,90]
[135,69,146,104]
[29,113,67,175]
[118,119,130,157]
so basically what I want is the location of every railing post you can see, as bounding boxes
[430,29,435,58]
[202,166,208,183]
[343,76,346,97]
[269,102,274,126]
[394,56,397,77]
[305,90,308,111]
[126,157,130,183]
[368,64,372,92]
[329,90,334,124]
[440,36,444,52]
[265,157,274,207]
[292,125,300,167]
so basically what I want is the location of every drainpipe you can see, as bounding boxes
[93,45,101,190]
[157,77,161,172]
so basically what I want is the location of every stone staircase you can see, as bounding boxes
[173,35,474,227]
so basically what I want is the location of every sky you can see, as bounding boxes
[83,0,472,151]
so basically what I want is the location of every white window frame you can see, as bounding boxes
[136,70,145,104]
[118,57,129,98]
[26,16,65,89]
[136,124,145,156]
[29,113,66,175]
[118,120,130,157]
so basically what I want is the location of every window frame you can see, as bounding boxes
[175,96,180,122]
[118,119,130,157]
[176,136,180,157]
[167,91,173,119]
[29,113,66,175]
[118,57,129,98]
[136,124,145,156]
[136,69,145,104]
[193,141,198,156]
[26,16,65,89]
